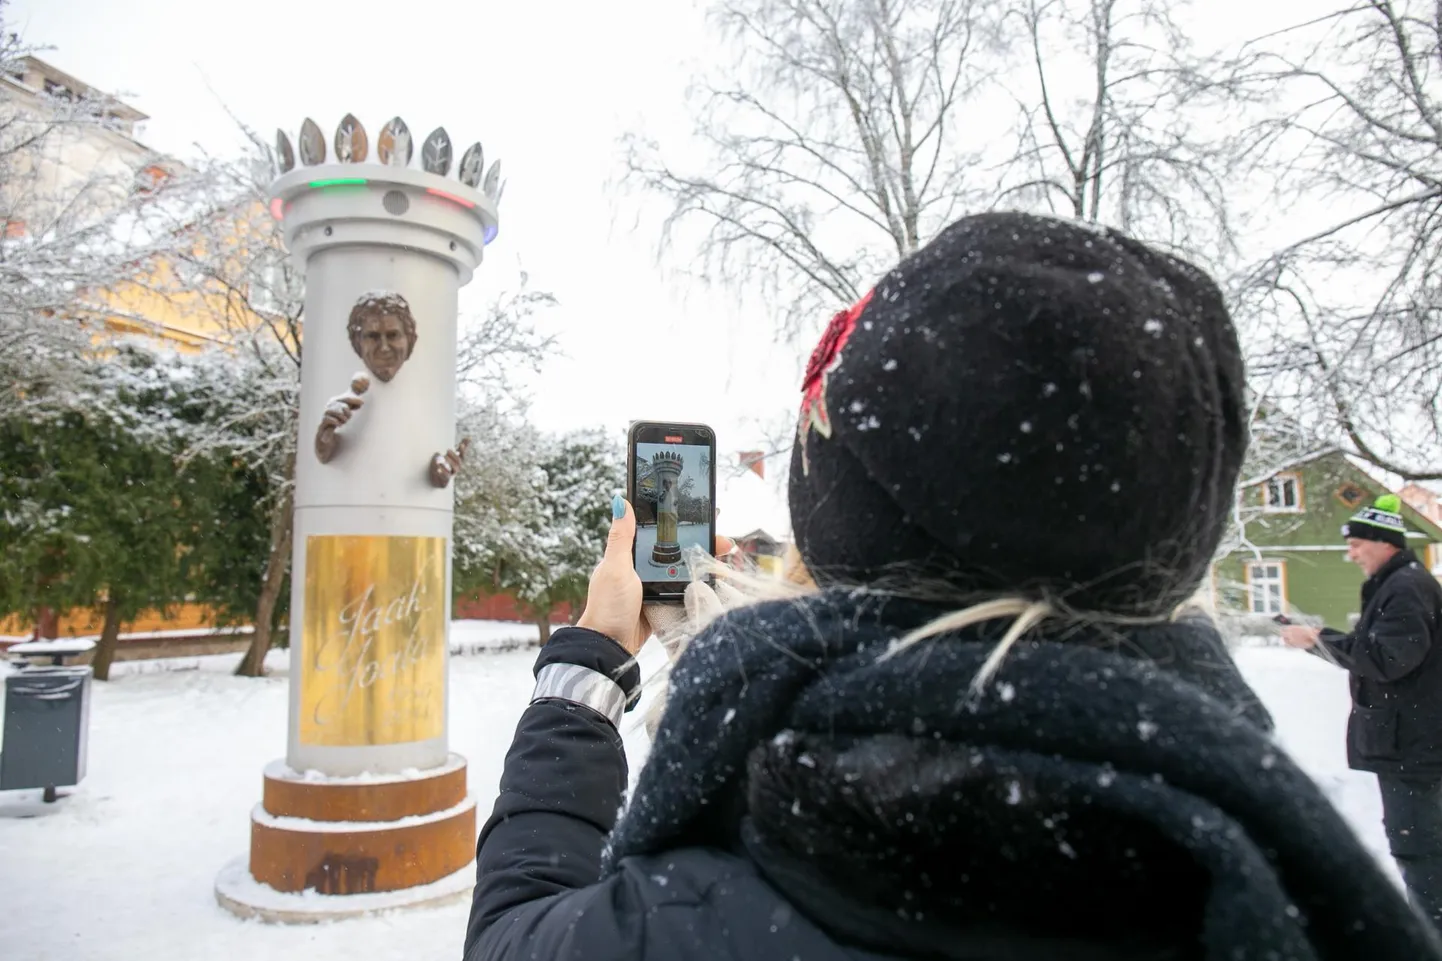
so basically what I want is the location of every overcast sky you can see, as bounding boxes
[15,0,1320,466]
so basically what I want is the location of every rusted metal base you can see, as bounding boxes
[261,754,468,823]
[238,754,476,898]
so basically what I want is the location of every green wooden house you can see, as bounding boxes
[1213,450,1442,629]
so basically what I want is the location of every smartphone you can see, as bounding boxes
[626,421,717,602]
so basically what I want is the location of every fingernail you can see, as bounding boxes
[612,494,625,519]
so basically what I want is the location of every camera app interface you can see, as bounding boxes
[633,440,713,583]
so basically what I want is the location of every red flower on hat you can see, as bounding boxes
[797,288,874,473]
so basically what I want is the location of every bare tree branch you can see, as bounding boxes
[995,0,1241,264]
[620,0,993,341]
[1229,0,1442,476]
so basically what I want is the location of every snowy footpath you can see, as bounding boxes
[0,633,1399,960]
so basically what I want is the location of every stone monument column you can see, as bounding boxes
[216,116,503,921]
[650,451,684,565]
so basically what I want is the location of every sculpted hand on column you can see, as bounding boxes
[429,437,470,488]
[315,374,370,464]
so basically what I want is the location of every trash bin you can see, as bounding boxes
[0,666,91,801]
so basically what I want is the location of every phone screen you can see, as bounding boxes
[629,423,716,596]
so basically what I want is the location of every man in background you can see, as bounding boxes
[1283,494,1442,926]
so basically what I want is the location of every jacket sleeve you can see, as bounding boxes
[463,628,643,961]
[1312,627,1350,667]
[1319,578,1434,683]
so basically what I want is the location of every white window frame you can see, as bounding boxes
[1263,473,1303,513]
[1247,561,1287,615]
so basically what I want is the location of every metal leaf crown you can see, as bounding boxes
[275,115,504,205]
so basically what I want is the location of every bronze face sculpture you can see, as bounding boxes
[347,292,417,383]
[318,292,468,481]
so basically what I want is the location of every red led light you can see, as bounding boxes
[426,187,476,209]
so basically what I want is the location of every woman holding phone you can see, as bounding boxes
[464,212,1441,961]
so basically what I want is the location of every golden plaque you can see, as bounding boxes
[300,535,447,747]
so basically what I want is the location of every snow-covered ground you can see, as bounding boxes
[1237,646,1397,882]
[0,634,1397,960]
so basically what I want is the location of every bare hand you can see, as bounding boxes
[578,496,647,654]
[577,499,738,655]
[429,437,470,488]
[1281,625,1321,650]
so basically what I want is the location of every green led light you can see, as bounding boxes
[308,177,367,188]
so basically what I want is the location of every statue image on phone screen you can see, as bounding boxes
[650,453,684,565]
[634,445,711,578]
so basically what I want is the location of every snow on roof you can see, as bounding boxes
[14,55,149,122]
[717,469,790,541]
[1239,447,1337,489]
[1244,447,1423,497]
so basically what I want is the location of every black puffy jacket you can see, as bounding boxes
[1320,549,1442,778]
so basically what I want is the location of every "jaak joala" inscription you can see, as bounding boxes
[300,535,447,747]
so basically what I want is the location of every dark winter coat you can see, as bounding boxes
[465,591,1442,961]
[1320,549,1442,779]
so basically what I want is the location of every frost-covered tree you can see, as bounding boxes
[455,426,622,642]
[161,338,296,669]
[0,9,191,416]
[1231,1,1442,478]
[115,133,305,677]
[0,342,266,679]
[457,271,557,399]
[452,399,549,602]
[516,430,625,641]
[0,36,296,673]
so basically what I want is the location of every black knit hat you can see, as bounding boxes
[788,212,1247,617]
[1342,494,1408,549]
